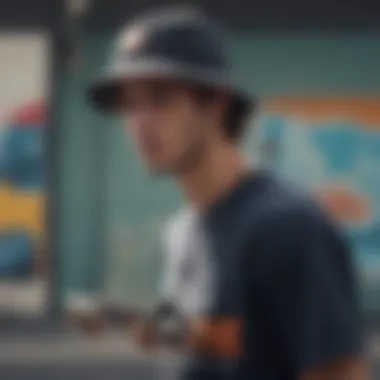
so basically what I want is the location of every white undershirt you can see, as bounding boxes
[160,208,214,318]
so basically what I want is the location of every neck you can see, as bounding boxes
[178,142,251,212]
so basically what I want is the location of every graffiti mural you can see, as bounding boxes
[0,102,46,278]
[258,99,380,261]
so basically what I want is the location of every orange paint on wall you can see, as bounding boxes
[0,182,45,243]
[265,98,380,128]
[314,186,372,225]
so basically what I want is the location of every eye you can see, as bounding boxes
[149,85,178,107]
[122,94,143,117]
[119,90,135,115]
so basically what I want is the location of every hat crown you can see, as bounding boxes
[114,7,229,72]
[87,6,254,119]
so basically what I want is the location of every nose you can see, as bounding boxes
[128,104,157,131]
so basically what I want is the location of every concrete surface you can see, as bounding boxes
[0,319,379,379]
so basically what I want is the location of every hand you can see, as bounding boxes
[67,310,106,337]
[188,318,243,358]
[134,321,159,352]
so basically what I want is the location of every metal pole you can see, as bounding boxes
[47,0,93,320]
[46,0,66,320]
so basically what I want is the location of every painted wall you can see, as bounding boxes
[0,33,49,314]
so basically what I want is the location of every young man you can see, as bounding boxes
[87,6,368,380]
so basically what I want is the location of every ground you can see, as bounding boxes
[0,318,379,379]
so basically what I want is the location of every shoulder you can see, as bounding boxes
[242,172,347,264]
[251,174,351,265]
[248,172,333,235]
[245,175,354,286]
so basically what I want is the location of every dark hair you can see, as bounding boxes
[193,85,250,141]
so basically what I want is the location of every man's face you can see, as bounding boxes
[120,79,221,174]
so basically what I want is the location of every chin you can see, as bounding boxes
[146,163,173,176]
[144,157,183,176]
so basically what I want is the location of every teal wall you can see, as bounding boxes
[228,33,380,96]
[56,32,380,312]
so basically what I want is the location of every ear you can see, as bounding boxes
[215,93,234,133]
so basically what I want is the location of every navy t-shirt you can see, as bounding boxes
[182,170,364,379]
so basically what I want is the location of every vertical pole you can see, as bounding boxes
[47,0,106,319]
[89,107,108,295]
[46,0,66,320]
